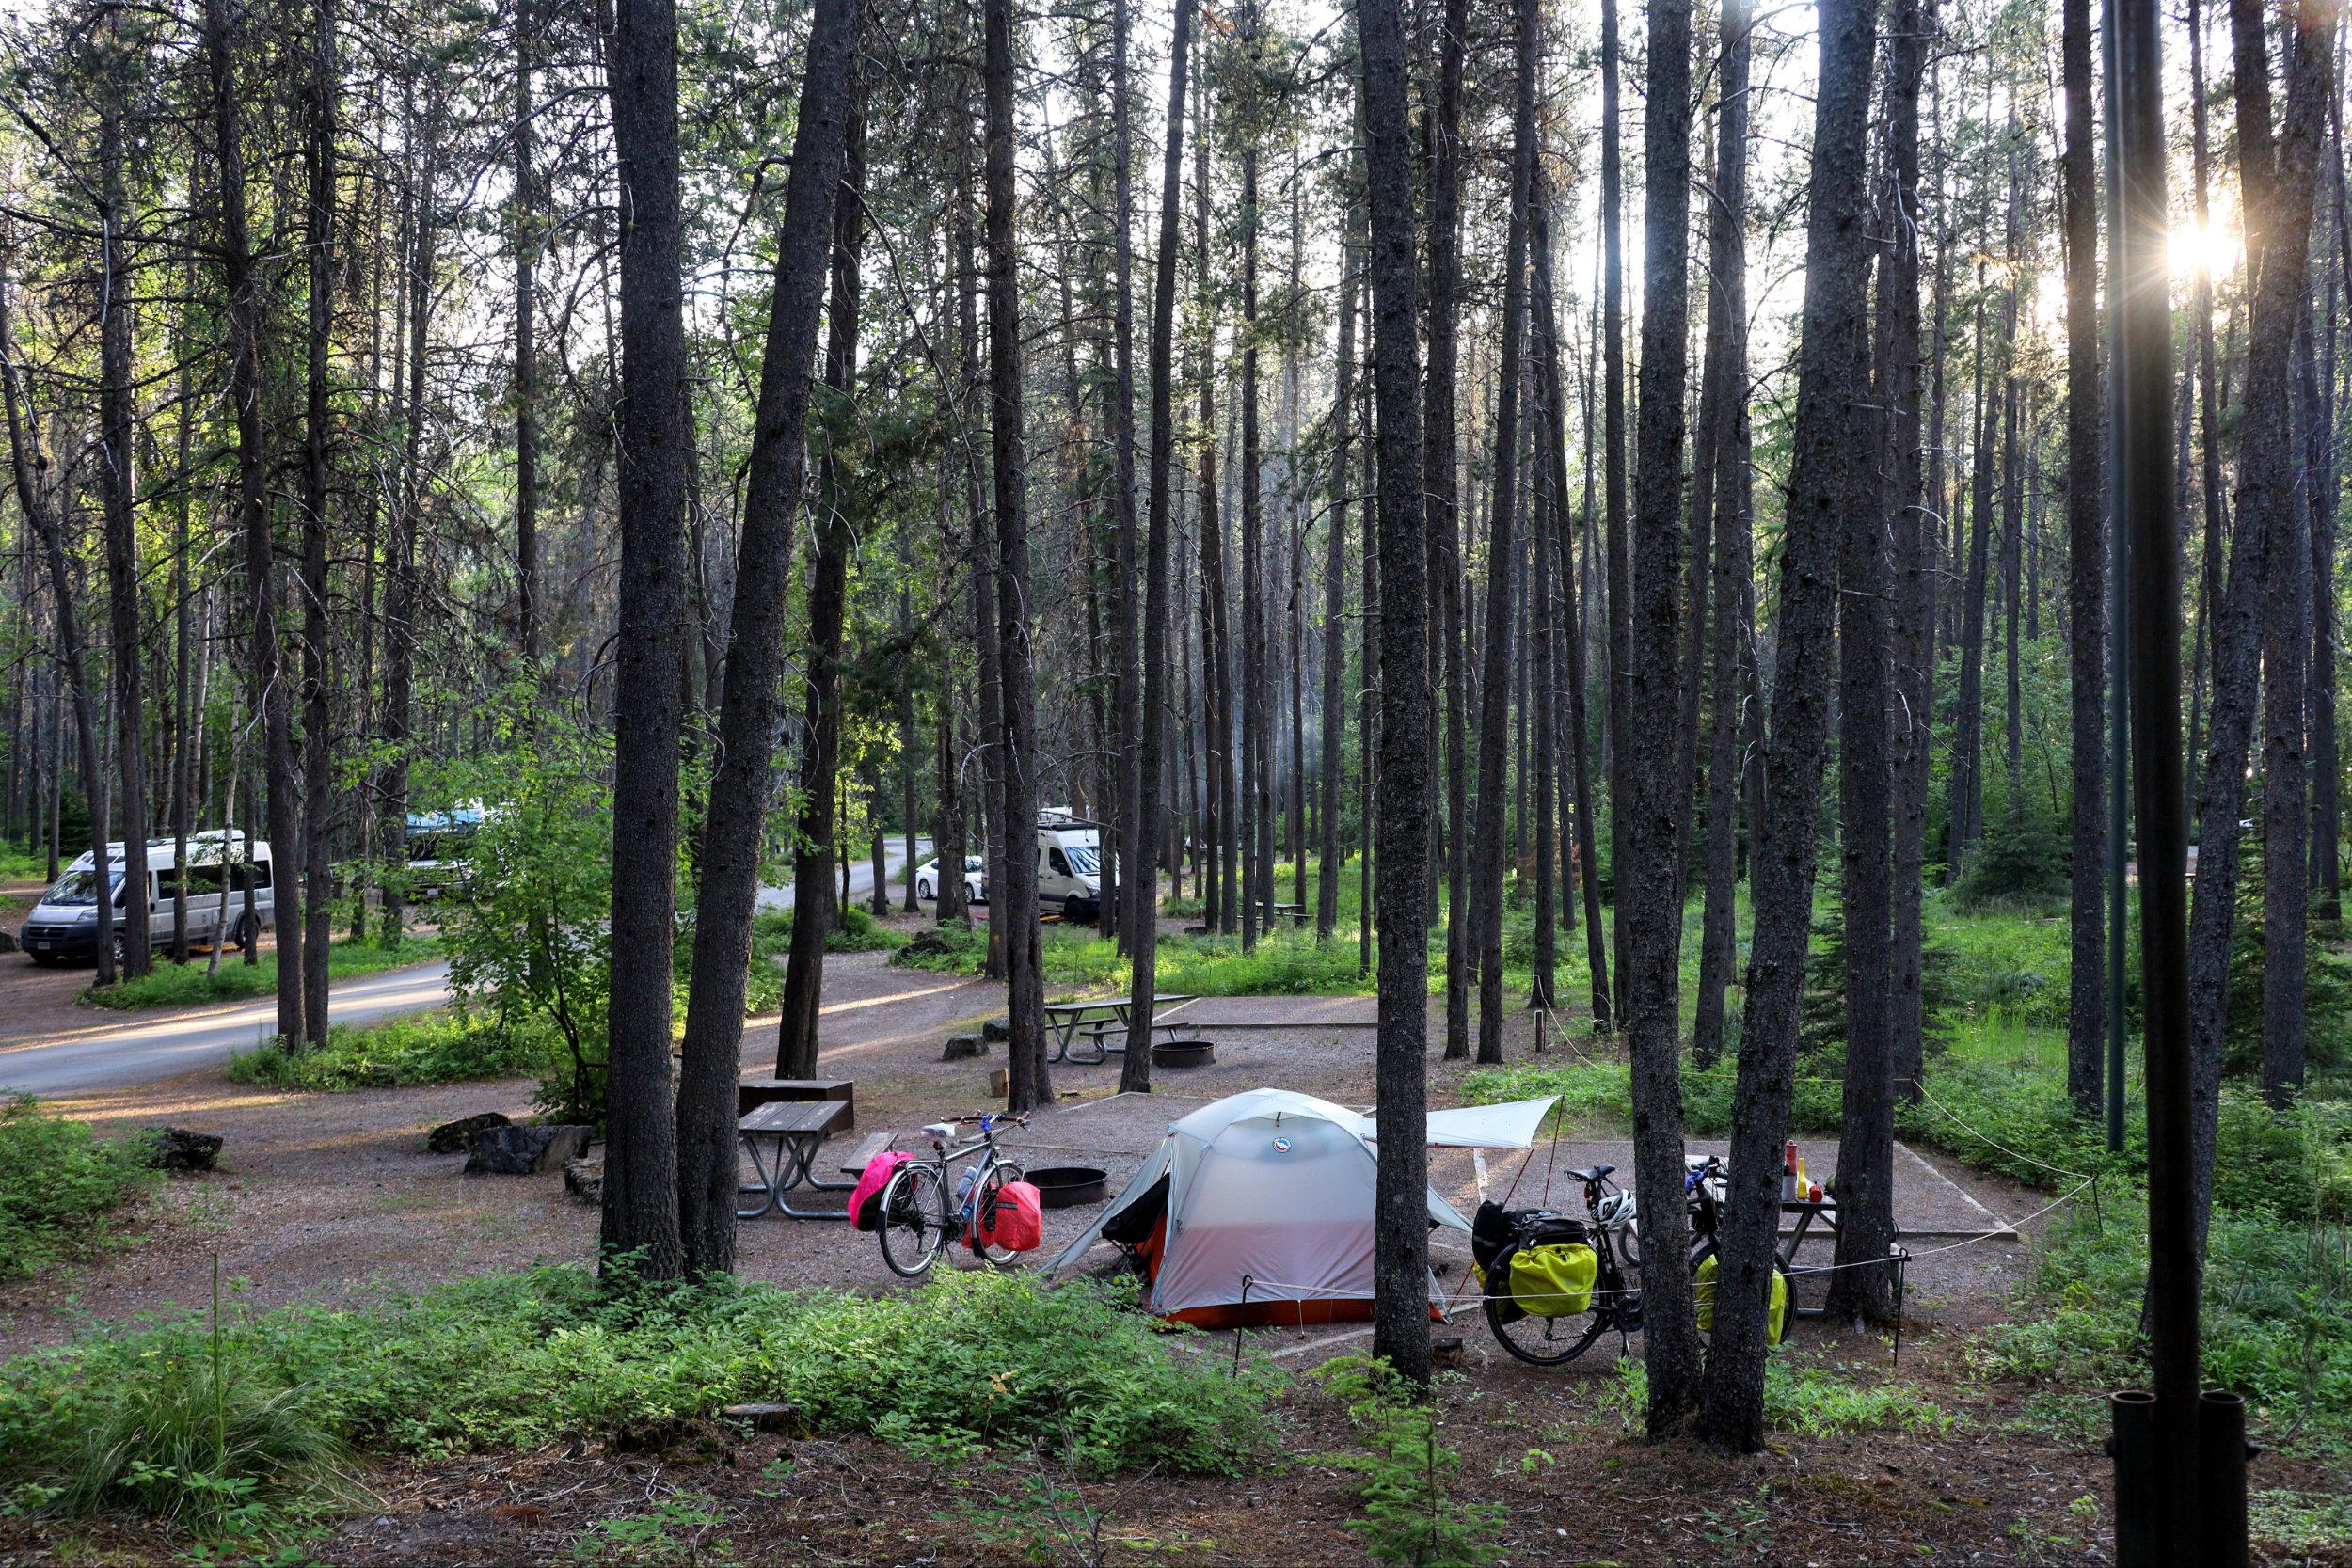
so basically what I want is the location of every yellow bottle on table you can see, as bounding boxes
[1794,1153,1808,1200]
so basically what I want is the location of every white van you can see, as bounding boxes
[18,832,275,966]
[1036,807,1104,924]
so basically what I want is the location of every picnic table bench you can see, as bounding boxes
[1042,992,1201,1064]
[1260,902,1310,927]
[737,1100,884,1221]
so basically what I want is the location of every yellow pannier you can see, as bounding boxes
[1505,1242,1600,1318]
[1692,1252,1788,1345]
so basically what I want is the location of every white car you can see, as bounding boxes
[914,854,986,904]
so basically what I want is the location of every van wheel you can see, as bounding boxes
[1063,894,1088,924]
[230,915,253,952]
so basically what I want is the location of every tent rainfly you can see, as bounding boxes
[1044,1088,1559,1329]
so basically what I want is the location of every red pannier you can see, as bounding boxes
[850,1151,913,1231]
[971,1180,1044,1253]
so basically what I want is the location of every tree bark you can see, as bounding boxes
[1888,0,1939,1102]
[1316,170,1358,943]
[1119,0,1192,1091]
[1359,0,1432,1387]
[602,0,691,1278]
[97,75,150,984]
[675,0,859,1275]
[1622,0,1701,1436]
[1697,0,1879,1452]
[1600,0,1630,1028]
[208,0,299,1034]
[986,0,1051,1110]
[1424,0,1470,1061]
[515,0,541,665]
[1471,0,1537,1068]
[1692,0,1754,1071]
[297,0,339,1047]
[0,260,113,987]
[2062,0,2106,1118]
[774,61,870,1085]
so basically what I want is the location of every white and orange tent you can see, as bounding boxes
[1044,1087,1556,1329]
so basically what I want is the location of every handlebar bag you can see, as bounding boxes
[850,1151,914,1232]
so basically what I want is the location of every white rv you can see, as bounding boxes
[1036,807,1104,923]
[17,832,275,966]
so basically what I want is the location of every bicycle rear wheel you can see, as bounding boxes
[879,1163,946,1277]
[1483,1278,1610,1367]
[970,1164,1026,1269]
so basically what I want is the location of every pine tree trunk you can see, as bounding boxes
[602,0,691,1278]
[0,265,113,985]
[675,0,859,1274]
[1360,0,1433,1386]
[97,80,151,984]
[1692,0,1753,1070]
[777,76,870,1080]
[1622,0,1701,1435]
[1118,0,1191,1092]
[297,0,339,1047]
[1472,0,1537,1067]
[1697,0,1879,1452]
[987,0,1051,1110]
[1316,165,1358,943]
[1887,0,1938,1101]
[515,0,541,665]
[1599,0,1630,1029]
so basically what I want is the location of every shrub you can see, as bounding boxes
[1982,1192,2352,1443]
[226,1010,550,1093]
[78,937,443,1012]
[0,1096,154,1278]
[1951,814,2071,912]
[0,1269,1275,1508]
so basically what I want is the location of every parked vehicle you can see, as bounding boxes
[914,853,986,905]
[405,805,485,901]
[1036,807,1104,923]
[18,832,275,966]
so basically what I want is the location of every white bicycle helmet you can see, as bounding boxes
[1595,1190,1637,1231]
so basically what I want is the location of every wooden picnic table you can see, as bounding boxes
[737,1100,860,1221]
[1041,992,1201,1064]
[1777,1195,1840,1318]
[1259,901,1310,927]
[736,1076,855,1126]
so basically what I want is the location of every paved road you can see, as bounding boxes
[1,838,934,1099]
[756,837,930,911]
[0,960,456,1098]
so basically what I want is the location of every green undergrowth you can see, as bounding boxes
[0,1097,156,1279]
[892,920,1377,996]
[226,1009,551,1093]
[1982,1191,2352,1449]
[683,905,904,1017]
[1594,1357,1963,1438]
[0,1268,1276,1522]
[77,936,444,1012]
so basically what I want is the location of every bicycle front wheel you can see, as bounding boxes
[970,1164,1027,1270]
[879,1163,946,1278]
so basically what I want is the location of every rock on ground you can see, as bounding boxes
[464,1123,593,1177]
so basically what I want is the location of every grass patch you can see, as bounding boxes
[891,923,1375,997]
[79,936,445,1012]
[1595,1358,1962,1437]
[1980,1191,2352,1446]
[0,1268,1274,1519]
[0,1096,155,1279]
[226,1009,550,1093]
[2250,1488,2352,1554]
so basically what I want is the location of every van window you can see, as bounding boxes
[232,861,272,892]
[1049,847,1071,876]
[187,865,227,898]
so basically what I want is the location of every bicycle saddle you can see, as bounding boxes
[1565,1164,1615,1182]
